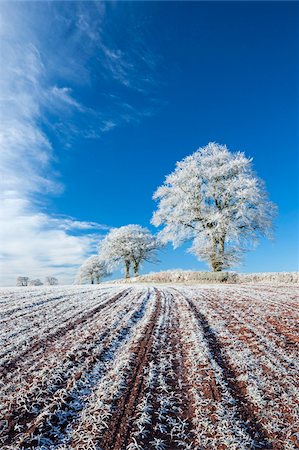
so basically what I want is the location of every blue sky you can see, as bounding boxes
[1,1,298,285]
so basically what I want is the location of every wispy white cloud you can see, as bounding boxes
[50,86,85,112]
[100,120,117,133]
[98,34,160,95]
[0,195,104,286]
[101,45,133,87]
[49,217,109,232]
[0,4,108,286]
[0,2,161,286]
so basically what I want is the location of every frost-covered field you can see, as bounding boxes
[0,284,298,449]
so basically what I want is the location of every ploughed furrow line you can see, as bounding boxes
[186,296,273,448]
[0,286,99,317]
[1,285,298,450]
[139,289,195,449]
[143,290,195,450]
[0,288,130,377]
[264,317,299,349]
[0,287,72,303]
[229,286,299,326]
[196,289,298,373]
[224,298,297,375]
[0,288,118,363]
[244,285,299,309]
[198,288,298,365]
[1,289,127,388]
[1,288,144,446]
[58,288,159,449]
[0,290,68,311]
[70,288,195,450]
[182,288,299,448]
[5,289,153,450]
[103,289,195,450]
[0,288,124,366]
[207,289,299,386]
[0,288,93,328]
[173,288,273,449]
[0,295,91,353]
[97,288,163,450]
[227,288,299,345]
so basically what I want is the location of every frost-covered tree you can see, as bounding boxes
[16,276,29,286]
[76,255,109,284]
[45,277,59,285]
[152,142,276,271]
[99,225,160,278]
[28,279,43,286]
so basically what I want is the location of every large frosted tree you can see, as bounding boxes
[152,142,276,271]
[99,225,160,278]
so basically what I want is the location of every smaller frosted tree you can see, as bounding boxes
[16,277,29,286]
[76,255,109,284]
[45,277,59,285]
[99,225,160,278]
[152,142,276,271]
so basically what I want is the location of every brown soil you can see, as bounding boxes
[98,288,162,450]
[0,289,131,377]
[185,296,274,449]
[2,289,132,445]
[1,285,298,450]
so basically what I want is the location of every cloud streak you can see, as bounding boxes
[50,86,86,112]
[0,196,104,285]
[0,2,161,285]
[0,4,105,286]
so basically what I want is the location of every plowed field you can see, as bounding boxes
[0,284,298,449]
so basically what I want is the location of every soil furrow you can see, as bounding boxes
[11,290,151,449]
[0,287,96,320]
[99,288,162,450]
[186,297,273,449]
[0,284,297,450]
[199,292,298,371]
[2,290,142,445]
[0,288,131,377]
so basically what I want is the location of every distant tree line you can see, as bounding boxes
[76,142,276,283]
[16,276,59,286]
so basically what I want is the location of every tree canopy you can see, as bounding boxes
[76,255,109,284]
[152,142,276,271]
[99,225,160,278]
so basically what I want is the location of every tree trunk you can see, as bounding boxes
[218,236,225,270]
[211,236,226,272]
[125,260,130,279]
[210,238,219,272]
[211,257,222,272]
[210,237,222,272]
[133,260,139,277]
